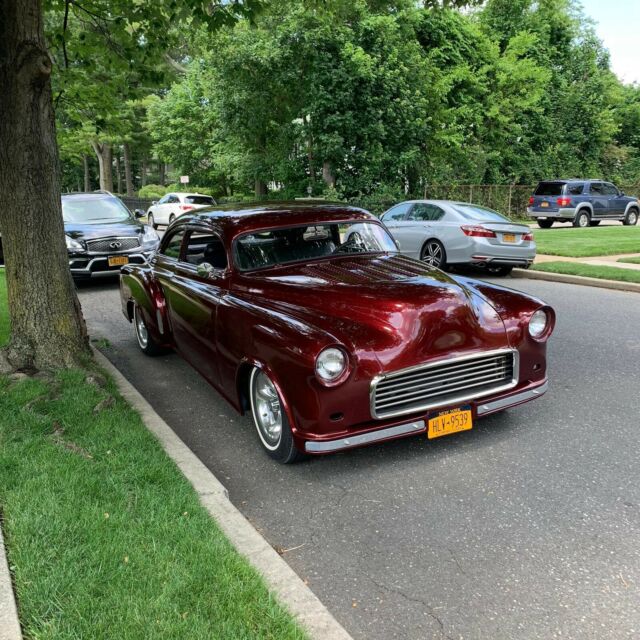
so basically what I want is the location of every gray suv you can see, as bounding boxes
[527,180,640,228]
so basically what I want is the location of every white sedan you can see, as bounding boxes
[146,192,216,229]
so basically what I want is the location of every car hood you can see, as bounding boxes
[235,254,510,371]
[64,218,144,241]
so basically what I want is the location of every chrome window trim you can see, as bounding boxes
[370,348,519,420]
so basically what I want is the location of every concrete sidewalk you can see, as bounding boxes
[534,252,640,271]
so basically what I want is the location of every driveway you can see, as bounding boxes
[77,277,640,640]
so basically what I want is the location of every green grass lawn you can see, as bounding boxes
[618,256,640,264]
[0,271,305,639]
[533,226,640,257]
[530,261,640,284]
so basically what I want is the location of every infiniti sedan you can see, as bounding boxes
[379,200,535,276]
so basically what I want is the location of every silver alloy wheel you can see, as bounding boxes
[629,210,638,225]
[422,241,444,267]
[134,306,149,349]
[578,212,589,227]
[249,369,283,451]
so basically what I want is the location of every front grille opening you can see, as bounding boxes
[372,351,517,419]
[86,237,140,254]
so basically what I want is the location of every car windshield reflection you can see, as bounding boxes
[234,221,398,271]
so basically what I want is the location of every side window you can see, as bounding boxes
[160,229,185,259]
[184,231,228,270]
[409,204,444,221]
[382,203,411,221]
[602,183,618,196]
[567,183,584,195]
[158,195,169,204]
[167,194,179,204]
[590,183,604,195]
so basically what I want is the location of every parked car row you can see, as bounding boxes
[120,201,554,463]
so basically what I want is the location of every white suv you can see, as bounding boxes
[146,192,216,229]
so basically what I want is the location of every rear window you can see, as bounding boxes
[534,182,565,196]
[452,204,509,222]
[185,195,215,205]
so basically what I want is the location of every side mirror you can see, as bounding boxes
[134,209,145,218]
[619,192,625,197]
[151,200,158,205]
[197,262,215,278]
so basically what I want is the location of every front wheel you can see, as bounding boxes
[537,219,554,229]
[573,210,590,228]
[249,368,304,464]
[148,213,158,230]
[623,208,639,226]
[420,239,447,269]
[133,304,166,356]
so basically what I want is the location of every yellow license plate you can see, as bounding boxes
[108,256,129,267]
[428,407,473,439]
[540,201,549,208]
[503,233,516,243]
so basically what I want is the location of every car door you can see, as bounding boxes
[394,203,443,258]
[603,183,625,216]
[153,194,170,224]
[162,226,229,386]
[588,183,608,219]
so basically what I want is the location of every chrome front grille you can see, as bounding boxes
[86,236,140,254]
[371,349,518,419]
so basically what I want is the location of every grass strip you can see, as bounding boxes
[617,256,640,264]
[530,261,640,284]
[533,226,640,257]
[0,271,306,639]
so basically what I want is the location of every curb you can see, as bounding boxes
[512,268,640,293]
[0,519,22,640]
[91,348,353,640]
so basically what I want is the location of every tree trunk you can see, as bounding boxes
[91,140,113,192]
[114,150,122,194]
[322,160,336,188]
[0,0,89,371]
[141,158,148,186]
[158,161,165,186]
[254,178,267,198]
[83,154,91,192]
[123,142,134,196]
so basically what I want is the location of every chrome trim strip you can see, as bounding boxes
[476,380,548,415]
[370,348,519,420]
[69,253,150,275]
[305,420,425,453]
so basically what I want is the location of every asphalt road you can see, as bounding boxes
[77,276,640,640]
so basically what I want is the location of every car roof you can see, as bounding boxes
[176,201,376,236]
[61,192,119,200]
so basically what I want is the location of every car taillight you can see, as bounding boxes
[461,225,497,238]
[556,197,571,207]
[528,196,534,205]
[179,204,195,211]
[522,232,534,241]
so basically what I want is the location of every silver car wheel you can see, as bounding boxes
[578,212,589,227]
[134,306,149,349]
[250,369,283,451]
[628,210,638,225]
[421,240,444,267]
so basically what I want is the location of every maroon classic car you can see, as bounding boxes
[120,203,555,462]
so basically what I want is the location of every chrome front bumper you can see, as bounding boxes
[69,252,152,277]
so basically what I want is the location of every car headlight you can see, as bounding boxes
[141,226,160,251]
[315,347,349,385]
[528,309,549,339]
[65,235,84,251]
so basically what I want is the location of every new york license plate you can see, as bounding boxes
[540,201,549,208]
[108,256,129,267]
[503,233,516,243]
[428,407,473,439]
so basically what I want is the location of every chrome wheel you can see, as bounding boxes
[576,211,590,227]
[627,210,638,225]
[134,306,149,349]
[250,369,283,450]
[421,240,445,268]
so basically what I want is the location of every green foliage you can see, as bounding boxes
[137,184,169,199]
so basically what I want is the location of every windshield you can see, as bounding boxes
[452,204,509,222]
[62,197,132,224]
[235,221,397,271]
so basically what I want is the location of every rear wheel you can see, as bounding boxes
[537,219,554,229]
[148,213,158,230]
[249,368,303,464]
[623,208,639,226]
[168,213,176,226]
[573,210,590,228]
[133,305,166,356]
[420,239,447,269]
[486,265,513,276]
[589,220,601,226]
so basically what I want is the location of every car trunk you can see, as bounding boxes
[530,182,566,212]
[478,222,532,247]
